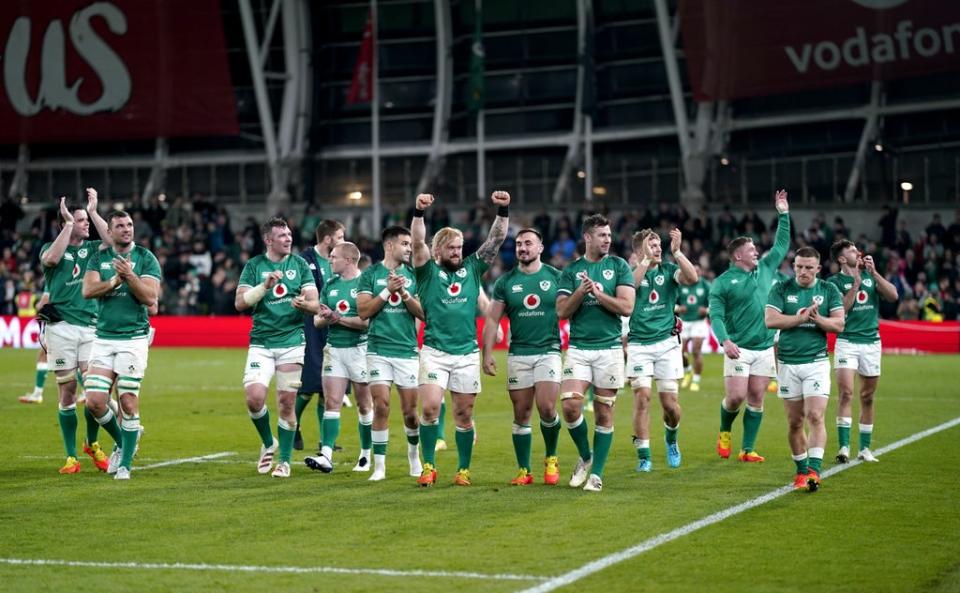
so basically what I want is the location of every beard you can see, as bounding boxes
[518,254,538,265]
[439,256,462,272]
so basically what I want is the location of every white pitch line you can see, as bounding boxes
[517,415,960,593]
[132,452,237,471]
[0,558,545,582]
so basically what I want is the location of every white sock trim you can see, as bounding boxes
[278,418,294,431]
[634,439,650,449]
[511,423,533,435]
[792,452,808,461]
[323,411,341,420]
[404,426,419,437]
[859,423,874,433]
[745,405,763,413]
[96,409,115,425]
[372,429,389,444]
[808,447,825,460]
[837,416,853,428]
[564,415,585,430]
[540,415,560,428]
[249,406,268,420]
[596,425,614,435]
[359,411,373,424]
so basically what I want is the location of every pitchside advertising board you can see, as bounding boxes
[681,0,960,101]
[0,0,238,143]
[2,316,957,353]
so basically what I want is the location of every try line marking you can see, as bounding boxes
[0,558,544,582]
[132,451,236,471]
[516,415,960,593]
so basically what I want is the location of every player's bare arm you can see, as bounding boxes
[115,257,159,308]
[764,304,813,330]
[41,197,75,268]
[556,273,593,319]
[864,255,899,302]
[476,191,511,265]
[632,235,654,286]
[671,229,698,285]
[411,193,433,268]
[810,305,845,334]
[86,188,113,247]
[593,283,635,317]
[481,300,506,376]
[292,287,320,315]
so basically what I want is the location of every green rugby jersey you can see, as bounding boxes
[41,240,101,328]
[766,278,844,364]
[708,212,791,350]
[827,272,881,343]
[88,245,162,340]
[629,261,682,345]
[492,264,562,355]
[415,253,488,355]
[321,274,367,348]
[677,277,710,323]
[357,261,418,358]
[239,253,315,348]
[557,255,634,350]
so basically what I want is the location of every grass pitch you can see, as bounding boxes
[1,348,958,593]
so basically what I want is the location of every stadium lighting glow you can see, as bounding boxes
[576,170,586,179]
[116,202,125,210]
[158,193,167,202]
[900,182,913,191]
[348,191,363,201]
[874,143,884,152]
[720,157,730,166]
[592,186,607,196]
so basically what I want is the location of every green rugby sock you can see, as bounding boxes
[58,406,78,457]
[511,423,532,471]
[455,425,475,470]
[540,416,560,457]
[741,406,763,452]
[720,400,740,432]
[591,426,614,477]
[565,415,592,461]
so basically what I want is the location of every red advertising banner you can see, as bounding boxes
[680,0,960,101]
[0,0,238,143]
[3,316,958,353]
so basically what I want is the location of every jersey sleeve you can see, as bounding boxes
[238,261,257,289]
[616,257,634,287]
[492,274,507,303]
[297,256,316,290]
[827,282,845,312]
[557,266,575,296]
[140,251,162,282]
[826,274,846,296]
[760,213,791,272]
[766,281,785,312]
[708,280,730,343]
[357,266,374,295]
[39,242,52,259]
[469,253,489,280]
[665,262,681,285]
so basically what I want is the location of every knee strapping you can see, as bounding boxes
[657,379,678,393]
[56,372,77,385]
[116,376,141,397]
[594,394,617,407]
[630,376,652,389]
[276,370,302,392]
[560,391,583,401]
[84,375,112,394]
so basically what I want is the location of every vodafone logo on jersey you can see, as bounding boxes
[649,290,660,304]
[857,290,869,304]
[447,282,462,297]
[336,299,350,314]
[523,294,541,310]
[72,263,80,278]
[272,283,287,299]
[388,292,402,306]
[686,294,696,305]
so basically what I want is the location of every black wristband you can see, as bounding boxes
[414,208,425,218]
[497,205,509,217]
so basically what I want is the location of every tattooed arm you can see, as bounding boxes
[475,190,511,265]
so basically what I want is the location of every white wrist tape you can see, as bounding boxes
[243,283,268,306]
[378,287,391,301]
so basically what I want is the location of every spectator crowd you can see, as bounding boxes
[2,194,960,322]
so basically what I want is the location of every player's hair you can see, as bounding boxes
[431,227,463,254]
[516,228,543,242]
[726,236,754,255]
[315,219,345,244]
[632,228,658,249]
[796,246,821,260]
[260,216,288,239]
[581,214,610,236]
[382,225,411,244]
[106,210,131,228]
[58,202,85,226]
[830,239,855,262]
[334,241,361,262]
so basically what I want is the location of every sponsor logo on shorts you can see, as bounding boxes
[735,365,744,373]
[408,375,416,382]
[508,377,518,385]
[633,365,642,373]
[602,269,614,280]
[285,269,296,280]
[55,358,66,366]
[370,369,380,377]
[427,372,438,380]
[562,367,573,376]
[838,358,848,365]
[608,375,617,382]
[780,385,790,394]
[128,365,136,372]
[813,380,821,391]
[323,365,333,372]
[548,369,556,377]
[250,362,261,368]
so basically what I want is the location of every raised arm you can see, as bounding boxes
[669,229,698,285]
[41,198,75,268]
[475,191,511,265]
[840,270,861,312]
[86,188,112,247]
[411,193,433,268]
[760,189,791,270]
[864,255,899,303]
